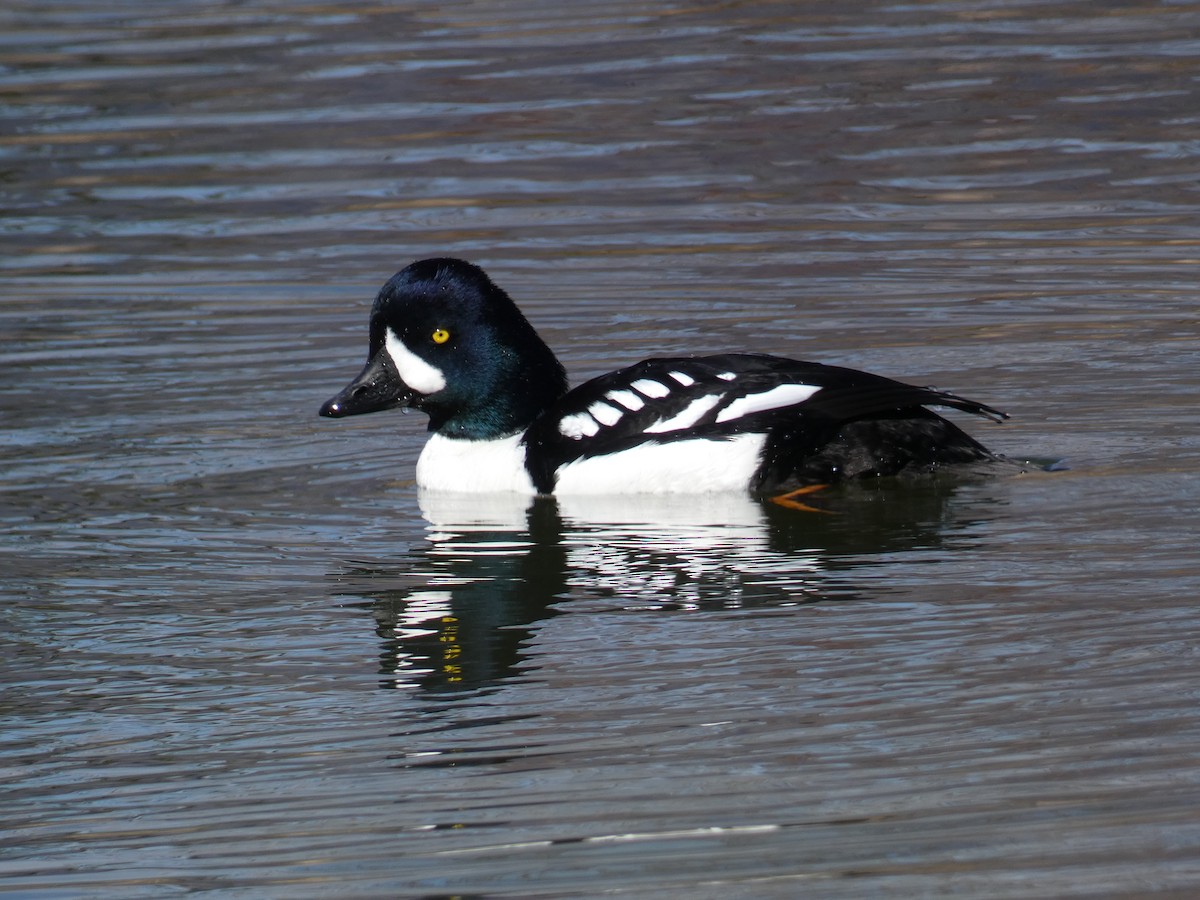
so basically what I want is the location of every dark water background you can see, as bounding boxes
[3,1,1200,896]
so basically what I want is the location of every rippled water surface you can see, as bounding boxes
[4,1,1200,896]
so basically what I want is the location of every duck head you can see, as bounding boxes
[320,258,568,440]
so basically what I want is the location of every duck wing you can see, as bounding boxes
[521,353,1006,493]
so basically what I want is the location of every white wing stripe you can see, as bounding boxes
[644,393,723,434]
[715,384,821,422]
[559,412,600,439]
[588,401,623,426]
[631,378,670,398]
[668,370,696,386]
[605,389,645,411]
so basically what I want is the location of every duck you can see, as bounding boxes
[319,258,1009,505]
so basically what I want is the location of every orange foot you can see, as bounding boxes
[769,483,833,513]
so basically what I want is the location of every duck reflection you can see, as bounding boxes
[333,481,992,694]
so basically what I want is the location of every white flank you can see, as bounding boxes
[716,371,736,381]
[668,370,696,386]
[554,433,767,495]
[558,412,600,440]
[587,401,624,426]
[643,393,723,434]
[630,378,671,398]
[384,327,447,395]
[415,433,536,494]
[605,389,645,411]
[715,384,820,422]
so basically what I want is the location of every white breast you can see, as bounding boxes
[415,433,537,494]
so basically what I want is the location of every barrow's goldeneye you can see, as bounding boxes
[320,258,1008,502]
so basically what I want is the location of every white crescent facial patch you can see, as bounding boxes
[385,327,447,395]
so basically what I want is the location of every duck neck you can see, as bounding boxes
[427,342,567,441]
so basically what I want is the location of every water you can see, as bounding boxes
[3,0,1200,895]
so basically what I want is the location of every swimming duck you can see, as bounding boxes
[320,258,1007,504]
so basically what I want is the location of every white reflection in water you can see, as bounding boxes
[340,484,978,694]
[419,489,829,611]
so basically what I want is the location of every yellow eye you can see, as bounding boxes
[431,328,450,345]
